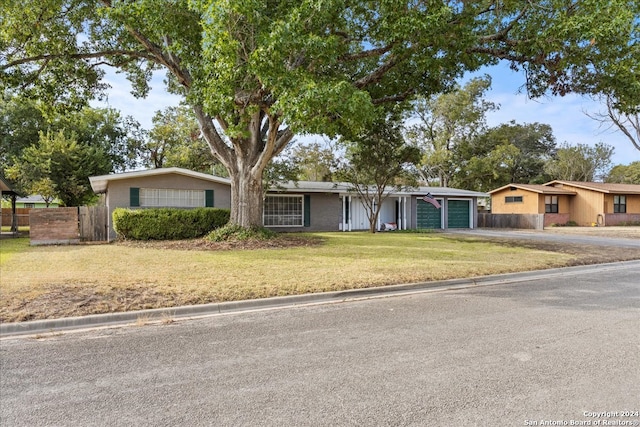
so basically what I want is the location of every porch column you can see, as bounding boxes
[341,196,346,232]
[402,196,407,230]
[348,196,352,231]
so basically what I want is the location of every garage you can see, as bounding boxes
[447,199,471,228]
[416,199,442,229]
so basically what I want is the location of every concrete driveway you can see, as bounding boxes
[447,227,640,248]
[2,261,639,426]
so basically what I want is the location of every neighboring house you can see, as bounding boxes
[14,195,60,208]
[489,181,640,227]
[90,167,487,240]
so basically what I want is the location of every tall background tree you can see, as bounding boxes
[0,95,48,177]
[407,76,497,187]
[2,0,638,227]
[452,122,557,191]
[289,141,337,182]
[1,94,142,202]
[607,161,640,184]
[544,142,615,182]
[142,105,220,173]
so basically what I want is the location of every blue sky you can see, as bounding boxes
[94,63,639,167]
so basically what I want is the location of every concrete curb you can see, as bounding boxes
[2,260,639,337]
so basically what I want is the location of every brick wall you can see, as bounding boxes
[603,213,640,226]
[30,208,79,245]
[543,213,571,227]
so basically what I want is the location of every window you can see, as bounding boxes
[505,196,523,203]
[614,195,626,213]
[139,188,206,207]
[545,195,558,213]
[264,195,303,226]
[24,203,35,208]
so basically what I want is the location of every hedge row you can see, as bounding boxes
[113,208,230,240]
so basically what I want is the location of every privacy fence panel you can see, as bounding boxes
[478,213,544,230]
[29,207,80,245]
[79,206,108,242]
[1,208,30,226]
[29,206,108,245]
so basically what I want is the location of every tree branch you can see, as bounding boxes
[192,105,233,167]
[1,50,157,71]
[371,88,416,105]
[354,53,401,89]
[339,45,394,62]
[477,8,528,43]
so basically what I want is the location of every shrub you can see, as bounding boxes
[207,223,277,242]
[113,208,230,240]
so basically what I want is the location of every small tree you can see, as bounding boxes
[7,130,111,206]
[337,114,420,233]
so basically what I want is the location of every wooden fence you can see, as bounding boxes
[478,213,545,230]
[79,206,109,242]
[1,208,31,227]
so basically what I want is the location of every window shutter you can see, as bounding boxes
[205,190,214,207]
[304,195,311,227]
[130,187,140,207]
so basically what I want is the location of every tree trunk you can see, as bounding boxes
[229,162,265,228]
[192,105,294,229]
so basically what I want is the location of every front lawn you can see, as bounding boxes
[0,231,636,322]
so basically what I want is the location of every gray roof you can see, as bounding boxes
[89,168,487,198]
[16,195,60,204]
[89,167,232,193]
[272,180,487,197]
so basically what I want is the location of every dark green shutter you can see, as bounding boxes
[205,190,214,207]
[303,195,311,227]
[130,187,140,207]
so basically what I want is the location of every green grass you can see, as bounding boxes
[1,226,29,232]
[0,231,581,322]
[0,237,30,266]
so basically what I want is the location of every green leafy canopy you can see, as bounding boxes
[2,0,638,225]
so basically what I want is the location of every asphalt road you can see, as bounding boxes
[1,262,639,427]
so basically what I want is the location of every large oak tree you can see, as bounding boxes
[2,0,638,227]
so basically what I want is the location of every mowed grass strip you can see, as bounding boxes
[0,232,573,322]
